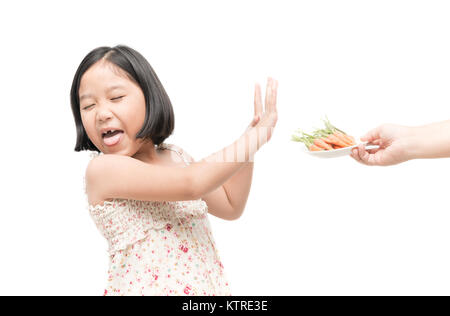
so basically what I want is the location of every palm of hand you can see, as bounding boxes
[246,77,279,143]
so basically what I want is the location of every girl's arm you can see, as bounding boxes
[86,130,261,204]
[86,78,278,206]
[182,149,254,221]
[182,79,277,220]
[221,162,254,220]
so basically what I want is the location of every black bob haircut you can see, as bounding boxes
[70,45,175,152]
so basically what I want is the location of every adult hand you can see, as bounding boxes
[350,124,416,166]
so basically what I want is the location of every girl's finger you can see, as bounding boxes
[253,115,260,126]
[254,83,263,115]
[270,79,278,112]
[246,115,259,131]
[265,77,272,112]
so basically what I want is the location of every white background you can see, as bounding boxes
[1,0,450,295]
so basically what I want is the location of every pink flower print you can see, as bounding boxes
[184,284,192,295]
[166,223,172,231]
[179,244,189,253]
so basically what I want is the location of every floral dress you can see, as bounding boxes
[84,143,232,296]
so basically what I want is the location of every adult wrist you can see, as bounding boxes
[404,126,426,160]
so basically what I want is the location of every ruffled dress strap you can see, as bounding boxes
[157,143,192,166]
[88,150,102,159]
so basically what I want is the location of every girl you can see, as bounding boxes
[70,45,279,296]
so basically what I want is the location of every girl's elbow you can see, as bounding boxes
[227,208,244,221]
[186,171,203,200]
[226,215,240,221]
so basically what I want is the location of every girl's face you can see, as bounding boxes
[79,60,150,156]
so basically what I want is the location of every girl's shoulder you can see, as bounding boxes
[86,144,194,164]
[86,143,190,156]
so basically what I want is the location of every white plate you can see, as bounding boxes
[302,141,380,158]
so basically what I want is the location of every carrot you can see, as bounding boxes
[348,135,356,145]
[323,134,349,148]
[333,131,353,146]
[291,117,357,151]
[309,144,324,151]
[322,117,357,146]
[335,131,355,145]
[313,138,333,150]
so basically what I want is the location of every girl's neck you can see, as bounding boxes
[132,141,164,164]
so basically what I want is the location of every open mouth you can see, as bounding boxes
[102,130,123,138]
[102,130,124,146]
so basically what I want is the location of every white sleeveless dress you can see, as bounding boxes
[84,143,232,296]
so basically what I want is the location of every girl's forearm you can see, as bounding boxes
[222,162,254,218]
[410,120,450,159]
[188,128,262,199]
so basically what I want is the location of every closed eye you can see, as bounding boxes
[82,96,124,110]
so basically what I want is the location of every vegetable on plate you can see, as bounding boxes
[291,117,356,151]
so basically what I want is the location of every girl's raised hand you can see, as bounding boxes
[245,77,279,148]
